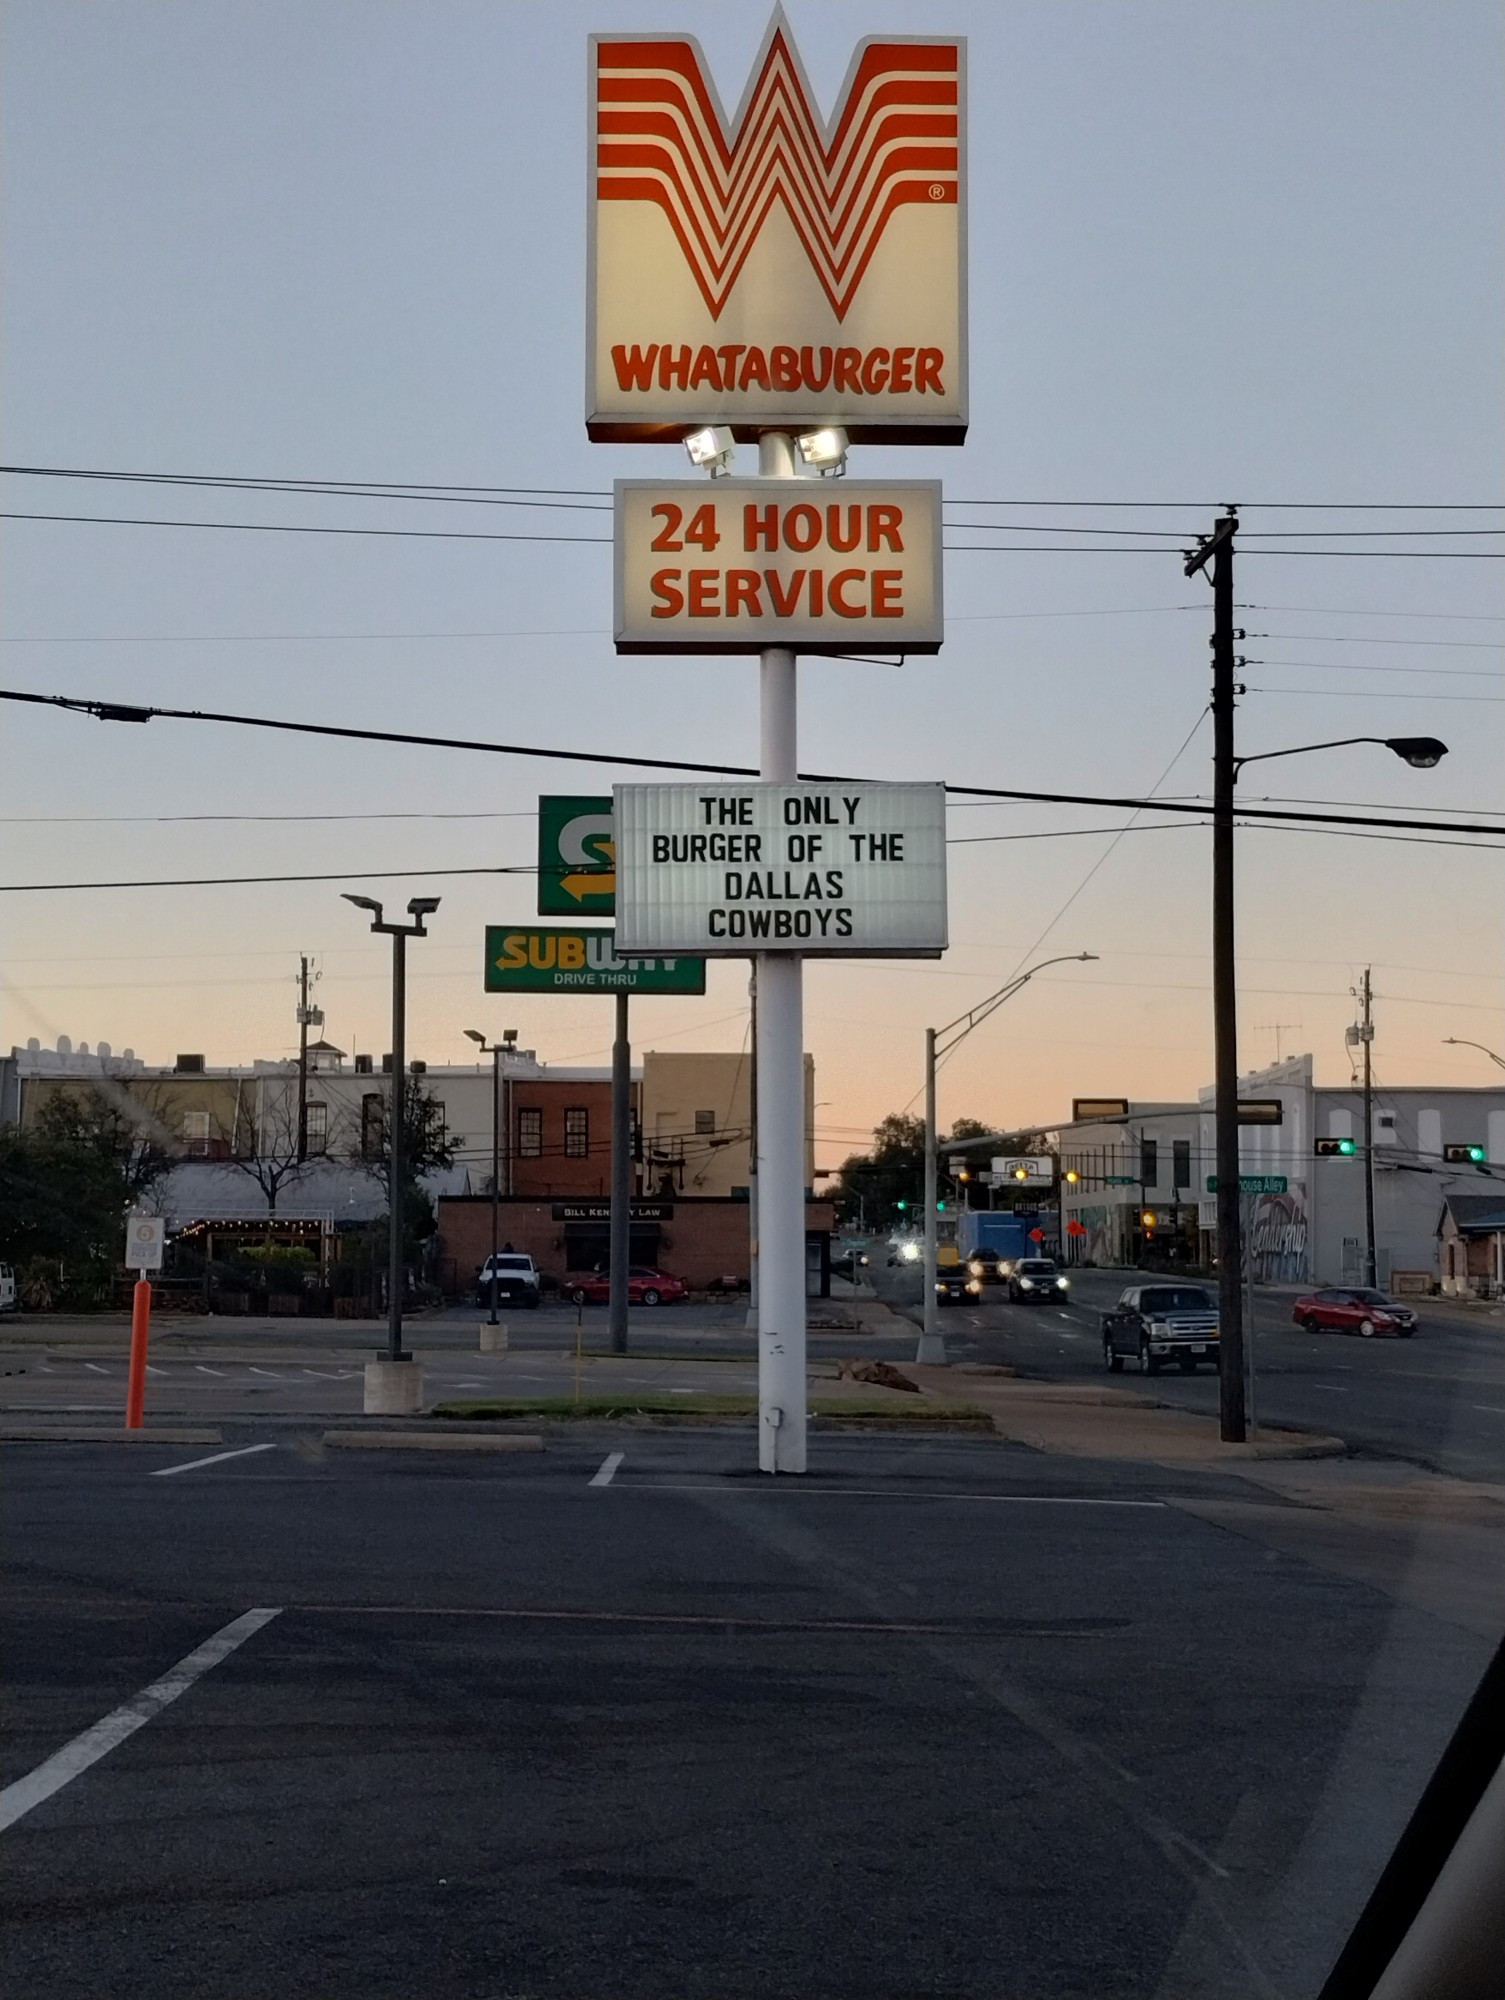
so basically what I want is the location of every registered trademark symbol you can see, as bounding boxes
[927,182,946,200]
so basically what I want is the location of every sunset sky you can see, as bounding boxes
[3,0,1500,1171]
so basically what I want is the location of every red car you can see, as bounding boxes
[1292,1288,1417,1338]
[568,1265,687,1307]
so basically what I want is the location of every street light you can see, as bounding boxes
[1234,735,1448,778]
[465,1029,510,1325]
[1443,1038,1505,1072]
[342,892,439,1381]
[917,953,1098,1364]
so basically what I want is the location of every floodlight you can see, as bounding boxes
[464,1028,486,1045]
[683,425,736,475]
[342,893,383,916]
[407,895,442,919]
[796,426,849,474]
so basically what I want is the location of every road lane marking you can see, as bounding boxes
[249,1367,285,1379]
[1471,1404,1505,1414]
[1310,1384,1351,1393]
[300,1369,347,1380]
[0,1607,281,1834]
[84,1363,109,1375]
[589,1450,625,1487]
[195,1365,225,1377]
[145,1365,166,1377]
[151,1443,278,1479]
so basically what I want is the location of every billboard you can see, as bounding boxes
[613,479,942,654]
[613,781,947,957]
[484,927,706,993]
[587,22,966,443]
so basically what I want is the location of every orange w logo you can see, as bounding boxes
[596,26,960,323]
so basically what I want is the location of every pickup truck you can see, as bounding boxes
[1101,1283,1220,1374]
[475,1252,542,1309]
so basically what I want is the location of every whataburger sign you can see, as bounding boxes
[587,18,966,442]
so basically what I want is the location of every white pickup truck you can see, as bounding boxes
[475,1252,541,1309]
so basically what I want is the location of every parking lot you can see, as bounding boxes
[4,1425,1491,1999]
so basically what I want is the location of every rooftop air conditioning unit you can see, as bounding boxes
[175,1053,206,1074]
[354,1054,373,1076]
[410,1060,427,1075]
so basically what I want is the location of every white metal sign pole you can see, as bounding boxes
[756,429,807,1474]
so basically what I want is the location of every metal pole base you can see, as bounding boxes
[914,1331,948,1365]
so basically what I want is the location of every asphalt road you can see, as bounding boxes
[875,1258,1505,1483]
[4,1427,1492,1999]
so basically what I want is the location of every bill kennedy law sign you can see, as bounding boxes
[587,22,965,443]
[614,480,941,655]
[613,783,947,957]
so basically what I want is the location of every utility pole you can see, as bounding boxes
[296,955,311,1161]
[1185,512,1246,1442]
[1360,967,1377,1287]
[609,991,632,1355]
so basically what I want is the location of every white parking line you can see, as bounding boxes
[248,1367,284,1379]
[195,1366,225,1377]
[1471,1404,1505,1415]
[151,1443,278,1478]
[84,1363,109,1375]
[633,1484,1165,1507]
[300,1370,347,1380]
[0,1607,281,1833]
[589,1450,625,1488]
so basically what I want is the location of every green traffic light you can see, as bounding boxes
[895,1200,908,1212]
[1338,1139,1356,1156]
[936,1199,947,1212]
[1468,1145,1486,1163]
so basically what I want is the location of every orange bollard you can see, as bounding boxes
[125,1278,152,1429]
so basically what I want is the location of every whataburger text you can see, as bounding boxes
[613,783,948,958]
[614,480,942,655]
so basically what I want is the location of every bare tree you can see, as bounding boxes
[217,1086,316,1239]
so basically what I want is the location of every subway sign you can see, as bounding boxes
[614,480,941,655]
[484,927,706,993]
[587,23,966,443]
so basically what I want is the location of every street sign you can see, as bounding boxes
[538,795,615,915]
[992,1156,1053,1185]
[125,1213,165,1272]
[587,24,966,443]
[1207,1175,1288,1194]
[613,480,943,655]
[613,781,947,957]
[484,927,706,994]
[1103,1174,1139,1186]
[1028,1227,1045,1243]
[1072,1097,1129,1122]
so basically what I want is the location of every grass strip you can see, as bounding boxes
[431,1393,993,1430]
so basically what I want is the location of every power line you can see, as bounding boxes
[1248,685,1503,703]
[1244,658,1501,679]
[1251,632,1502,650]
[3,685,1502,839]
[1239,603,1505,622]
[7,509,1504,557]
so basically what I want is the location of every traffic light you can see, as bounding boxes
[936,1199,948,1213]
[956,1165,972,1182]
[1013,1165,1029,1182]
[1064,1169,1080,1184]
[1141,1211,1157,1229]
[895,1199,908,1212]
[1444,1143,1488,1165]
[1315,1137,1357,1157]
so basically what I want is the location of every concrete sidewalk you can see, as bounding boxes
[910,1367,1345,1464]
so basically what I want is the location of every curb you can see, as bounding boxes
[0,1426,224,1444]
[322,1429,544,1453]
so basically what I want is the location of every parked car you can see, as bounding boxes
[1007,1258,1070,1303]
[935,1270,980,1307]
[475,1252,541,1309]
[0,1263,15,1314]
[1292,1287,1416,1338]
[1102,1283,1220,1374]
[569,1265,687,1307]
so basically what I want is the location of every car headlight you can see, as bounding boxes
[968,1259,985,1277]
[1056,1278,1069,1290]
[966,1278,983,1295]
[1019,1277,1034,1291]
[901,1242,920,1262]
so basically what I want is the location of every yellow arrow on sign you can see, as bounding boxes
[559,869,616,901]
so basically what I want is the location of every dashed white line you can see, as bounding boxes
[0,1607,282,1833]
[589,1450,624,1487]
[152,1443,278,1479]
[84,1362,109,1375]
[1471,1403,1505,1415]
[145,1365,167,1377]
[300,1369,347,1380]
[195,1366,225,1377]
[248,1367,285,1379]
